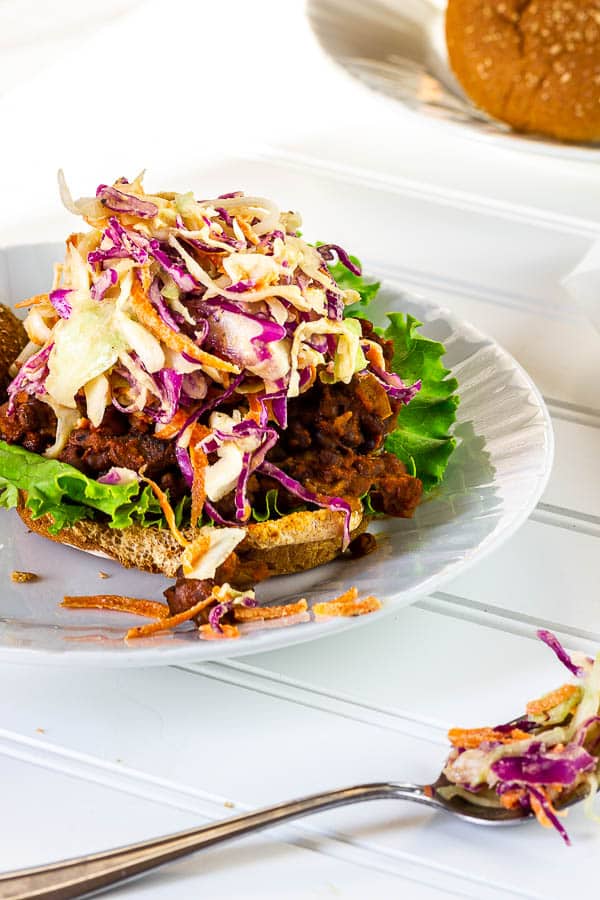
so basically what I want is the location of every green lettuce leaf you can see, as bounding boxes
[251,488,283,523]
[327,256,380,319]
[0,440,162,533]
[380,313,459,491]
[325,249,459,491]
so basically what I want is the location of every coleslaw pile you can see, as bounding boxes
[6,172,424,566]
[442,630,600,844]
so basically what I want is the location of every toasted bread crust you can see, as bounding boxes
[16,502,366,587]
[446,0,600,142]
[0,305,27,395]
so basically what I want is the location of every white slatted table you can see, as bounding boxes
[1,1,600,897]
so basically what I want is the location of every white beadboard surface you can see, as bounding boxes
[2,0,600,897]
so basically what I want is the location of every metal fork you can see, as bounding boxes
[0,774,590,900]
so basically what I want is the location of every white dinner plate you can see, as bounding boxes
[308,0,600,162]
[0,243,553,666]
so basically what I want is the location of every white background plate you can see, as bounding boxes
[0,244,553,666]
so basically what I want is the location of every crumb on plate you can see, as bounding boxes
[11,570,37,583]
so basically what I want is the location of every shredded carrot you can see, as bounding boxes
[234,216,260,246]
[447,727,531,750]
[526,684,580,717]
[125,594,215,640]
[248,394,263,424]
[312,587,381,618]
[362,341,386,370]
[528,789,563,830]
[62,595,170,619]
[499,788,527,810]
[130,282,239,374]
[155,410,190,440]
[140,474,188,548]
[189,430,208,528]
[14,293,49,309]
[325,587,357,604]
[300,364,316,393]
[199,623,241,640]
[233,599,308,621]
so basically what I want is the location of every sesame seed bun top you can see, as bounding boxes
[446,0,600,142]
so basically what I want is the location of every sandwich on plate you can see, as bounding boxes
[0,173,458,637]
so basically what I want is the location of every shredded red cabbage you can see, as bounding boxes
[317,243,361,277]
[7,343,53,413]
[235,451,252,522]
[175,446,194,488]
[96,185,158,219]
[209,601,233,633]
[90,268,117,302]
[146,369,183,424]
[491,745,595,786]
[97,467,138,486]
[227,280,256,293]
[88,218,150,266]
[325,290,344,321]
[177,373,245,440]
[150,241,197,292]
[216,206,233,226]
[370,367,422,405]
[49,289,73,319]
[203,499,237,526]
[148,278,180,332]
[182,371,208,400]
[575,716,600,748]
[537,630,588,678]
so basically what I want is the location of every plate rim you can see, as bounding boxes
[0,288,554,667]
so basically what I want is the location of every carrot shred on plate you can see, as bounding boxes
[447,727,531,749]
[125,595,215,640]
[233,599,308,621]
[61,595,170,619]
[199,623,240,640]
[312,588,381,618]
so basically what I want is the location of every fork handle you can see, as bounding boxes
[0,782,436,899]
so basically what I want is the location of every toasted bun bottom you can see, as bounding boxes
[17,502,366,588]
[0,304,27,394]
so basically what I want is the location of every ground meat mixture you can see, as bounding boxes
[282,373,395,455]
[0,396,188,499]
[59,408,187,499]
[0,392,56,453]
[277,447,422,518]
[163,573,214,620]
